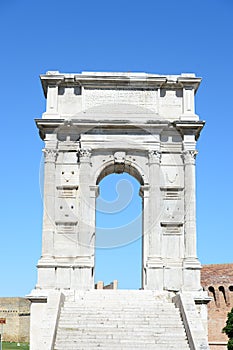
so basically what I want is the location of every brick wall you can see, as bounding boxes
[0,297,30,342]
[201,263,233,350]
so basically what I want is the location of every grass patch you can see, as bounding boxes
[2,342,29,350]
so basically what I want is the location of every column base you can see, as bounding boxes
[36,258,94,290]
[145,257,163,290]
[182,258,202,291]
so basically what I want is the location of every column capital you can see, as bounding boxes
[77,148,92,163]
[43,148,58,163]
[148,150,161,164]
[182,150,198,165]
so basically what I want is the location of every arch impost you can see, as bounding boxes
[90,185,99,198]
[139,184,150,198]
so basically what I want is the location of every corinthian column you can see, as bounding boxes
[77,149,94,253]
[148,150,162,260]
[77,147,94,289]
[183,150,198,261]
[41,148,57,259]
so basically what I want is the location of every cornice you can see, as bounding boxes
[177,76,202,93]
[174,120,205,140]
[40,71,202,97]
[35,118,170,139]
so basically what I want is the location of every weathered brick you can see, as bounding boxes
[0,297,30,342]
[201,264,233,350]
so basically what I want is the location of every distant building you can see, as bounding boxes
[201,263,233,350]
[0,297,30,342]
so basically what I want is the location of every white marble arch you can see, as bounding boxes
[28,71,212,350]
[32,71,206,293]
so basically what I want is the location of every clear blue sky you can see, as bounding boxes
[0,0,233,296]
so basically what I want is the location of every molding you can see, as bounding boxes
[40,71,202,96]
[174,120,205,140]
[161,222,183,234]
[160,187,184,200]
[90,185,99,198]
[55,221,78,234]
[139,184,150,198]
[56,186,78,198]
[177,76,202,92]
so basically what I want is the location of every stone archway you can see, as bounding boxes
[29,71,212,350]
[34,71,205,293]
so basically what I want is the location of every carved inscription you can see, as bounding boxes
[84,88,157,112]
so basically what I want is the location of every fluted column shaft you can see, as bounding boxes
[41,148,57,258]
[78,148,93,256]
[183,150,197,259]
[148,150,161,258]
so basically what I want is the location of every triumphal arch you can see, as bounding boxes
[29,71,210,350]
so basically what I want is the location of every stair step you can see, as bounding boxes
[54,291,189,350]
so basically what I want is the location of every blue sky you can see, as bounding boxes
[0,0,233,295]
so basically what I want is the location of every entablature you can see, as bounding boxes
[41,71,201,96]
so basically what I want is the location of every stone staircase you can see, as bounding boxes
[54,290,190,350]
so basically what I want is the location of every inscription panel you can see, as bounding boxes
[84,88,158,113]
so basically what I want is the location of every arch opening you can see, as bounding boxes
[96,161,145,186]
[208,286,217,306]
[94,171,143,290]
[219,285,227,305]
